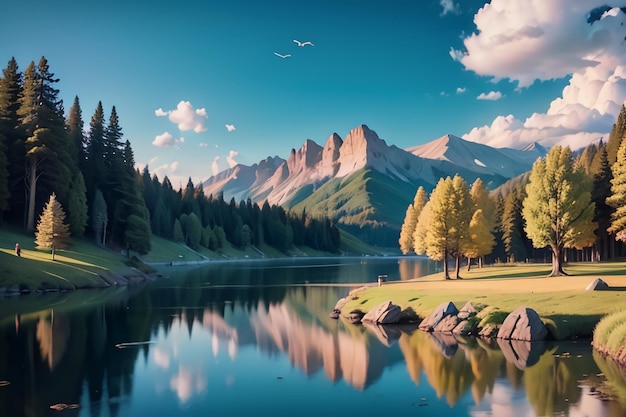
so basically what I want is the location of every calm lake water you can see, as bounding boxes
[1,257,626,417]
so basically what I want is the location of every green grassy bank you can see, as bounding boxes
[0,226,384,292]
[339,262,626,341]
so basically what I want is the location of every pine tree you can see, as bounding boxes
[91,188,108,246]
[398,186,427,254]
[607,104,626,165]
[0,57,22,216]
[34,193,71,260]
[500,186,528,263]
[18,57,70,232]
[607,138,626,242]
[591,145,614,259]
[83,101,106,206]
[523,146,597,276]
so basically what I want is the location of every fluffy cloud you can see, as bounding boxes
[152,132,184,147]
[211,156,221,176]
[155,101,208,133]
[477,91,503,101]
[226,150,239,168]
[456,87,467,94]
[225,124,236,132]
[440,0,459,16]
[457,1,626,149]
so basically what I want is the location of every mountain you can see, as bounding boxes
[202,125,546,246]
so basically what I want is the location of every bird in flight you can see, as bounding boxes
[293,39,314,47]
[274,52,291,58]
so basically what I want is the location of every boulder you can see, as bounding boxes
[362,301,401,324]
[457,301,477,320]
[452,319,478,336]
[586,277,609,291]
[418,301,459,332]
[433,314,461,333]
[497,307,548,341]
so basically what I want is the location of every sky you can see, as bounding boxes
[2,0,626,189]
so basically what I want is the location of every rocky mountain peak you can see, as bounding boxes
[287,139,323,174]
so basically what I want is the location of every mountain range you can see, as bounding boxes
[202,125,547,246]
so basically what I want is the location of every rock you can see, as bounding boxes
[329,309,341,319]
[418,301,459,332]
[457,301,477,320]
[334,297,348,310]
[478,323,499,338]
[497,306,548,341]
[362,301,401,324]
[433,314,460,333]
[586,277,609,291]
[452,319,478,336]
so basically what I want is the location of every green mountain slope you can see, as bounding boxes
[287,169,429,246]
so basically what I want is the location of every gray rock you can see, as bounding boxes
[585,277,609,291]
[433,314,460,333]
[362,301,401,324]
[418,301,459,332]
[497,306,547,341]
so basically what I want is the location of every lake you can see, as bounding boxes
[1,257,626,417]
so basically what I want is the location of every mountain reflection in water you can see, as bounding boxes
[0,258,625,417]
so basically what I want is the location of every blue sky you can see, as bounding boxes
[2,0,625,188]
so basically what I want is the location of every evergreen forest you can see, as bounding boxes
[0,57,341,256]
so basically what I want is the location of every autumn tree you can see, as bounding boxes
[607,138,626,242]
[466,178,496,268]
[34,193,71,260]
[399,186,427,254]
[522,146,596,276]
[413,175,472,280]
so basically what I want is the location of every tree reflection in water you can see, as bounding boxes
[1,263,626,417]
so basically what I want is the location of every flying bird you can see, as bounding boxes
[274,52,291,58]
[293,39,314,47]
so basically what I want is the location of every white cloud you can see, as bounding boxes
[199,142,209,148]
[440,0,459,16]
[456,87,467,94]
[477,91,503,101]
[226,150,239,168]
[440,91,449,97]
[152,132,184,147]
[211,156,221,176]
[225,124,236,132]
[155,101,208,133]
[458,1,626,149]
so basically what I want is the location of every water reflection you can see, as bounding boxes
[1,259,626,417]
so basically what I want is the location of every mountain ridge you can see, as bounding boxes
[202,125,547,245]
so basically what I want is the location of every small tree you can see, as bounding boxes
[34,193,71,260]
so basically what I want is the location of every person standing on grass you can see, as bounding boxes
[14,243,20,257]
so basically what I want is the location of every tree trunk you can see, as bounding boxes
[549,246,567,277]
[443,252,450,280]
[26,159,37,233]
[467,257,472,272]
[454,254,462,279]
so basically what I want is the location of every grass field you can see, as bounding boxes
[340,261,626,340]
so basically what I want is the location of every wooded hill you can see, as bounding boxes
[0,57,341,256]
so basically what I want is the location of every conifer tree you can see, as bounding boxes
[0,57,22,216]
[523,146,597,276]
[18,57,70,232]
[592,145,614,259]
[607,104,626,165]
[398,186,427,254]
[607,139,626,242]
[91,188,108,246]
[500,185,528,263]
[83,101,106,205]
[34,193,71,260]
